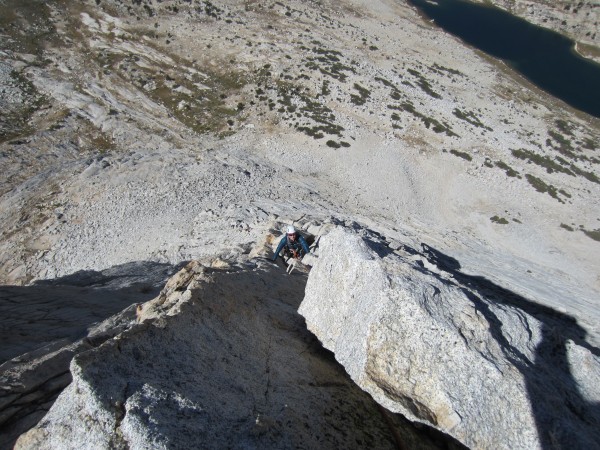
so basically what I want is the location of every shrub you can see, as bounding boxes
[450,149,472,161]
[491,216,509,224]
[495,160,520,177]
[582,228,600,241]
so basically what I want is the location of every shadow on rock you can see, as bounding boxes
[0,261,184,364]
[419,244,600,449]
[0,261,184,449]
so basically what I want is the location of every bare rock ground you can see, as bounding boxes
[0,0,599,447]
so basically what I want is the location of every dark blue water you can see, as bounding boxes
[405,0,600,119]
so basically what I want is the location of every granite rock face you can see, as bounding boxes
[300,227,600,449]
[15,259,451,450]
[0,262,176,449]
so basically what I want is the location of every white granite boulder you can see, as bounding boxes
[300,227,600,449]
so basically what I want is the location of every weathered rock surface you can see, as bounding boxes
[300,227,600,449]
[0,306,138,450]
[0,261,177,364]
[0,261,177,449]
[14,259,457,450]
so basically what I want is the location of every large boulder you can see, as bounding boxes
[15,259,449,449]
[299,227,600,449]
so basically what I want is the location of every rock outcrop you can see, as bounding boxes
[300,227,600,449]
[0,308,138,450]
[0,261,176,449]
[14,258,455,449]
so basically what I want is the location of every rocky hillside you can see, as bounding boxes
[1,0,599,292]
[1,0,599,448]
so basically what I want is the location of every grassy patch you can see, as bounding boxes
[253,67,345,140]
[582,228,600,242]
[295,95,344,138]
[0,70,50,143]
[511,149,598,184]
[555,119,574,136]
[525,174,569,203]
[350,83,370,106]
[511,148,575,175]
[558,189,571,198]
[431,63,463,77]
[450,149,472,161]
[407,68,441,99]
[395,101,457,137]
[375,76,395,88]
[560,223,574,231]
[101,43,249,135]
[547,130,579,160]
[202,0,225,19]
[453,108,492,131]
[161,67,245,134]
[581,137,598,151]
[87,130,116,154]
[304,45,356,82]
[0,0,59,56]
[568,165,600,184]
[495,160,520,177]
[375,76,403,103]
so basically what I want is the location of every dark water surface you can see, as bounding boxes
[405,0,600,119]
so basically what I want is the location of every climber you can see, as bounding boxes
[272,225,311,262]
